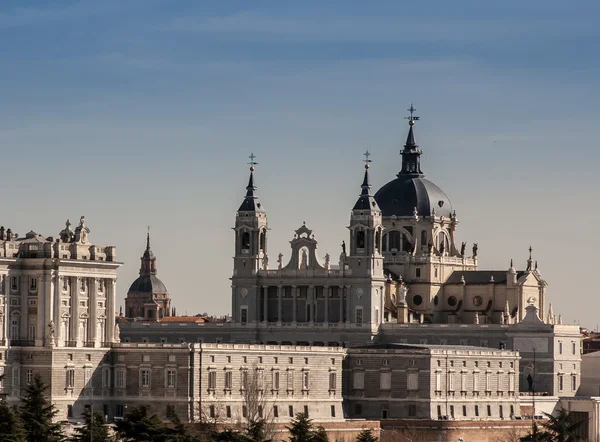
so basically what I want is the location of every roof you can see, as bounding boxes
[352,166,381,212]
[445,270,526,285]
[353,343,512,352]
[238,170,265,212]
[159,316,207,323]
[127,274,168,295]
[374,176,453,218]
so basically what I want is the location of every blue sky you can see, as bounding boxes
[1,1,598,326]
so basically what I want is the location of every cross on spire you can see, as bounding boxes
[363,150,372,164]
[147,225,151,234]
[404,103,420,125]
[248,152,257,166]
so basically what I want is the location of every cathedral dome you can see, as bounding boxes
[374,176,453,218]
[127,274,168,295]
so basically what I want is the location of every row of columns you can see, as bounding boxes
[261,285,352,324]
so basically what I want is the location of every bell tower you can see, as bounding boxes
[232,154,268,323]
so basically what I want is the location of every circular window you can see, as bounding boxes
[473,295,483,307]
[412,295,423,306]
[433,295,439,305]
[447,296,458,307]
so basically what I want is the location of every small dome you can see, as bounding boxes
[374,176,453,218]
[127,275,168,295]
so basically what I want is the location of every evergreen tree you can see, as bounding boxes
[71,409,111,442]
[287,413,328,442]
[542,408,585,442]
[356,429,378,442]
[169,412,201,442]
[0,399,27,442]
[520,422,553,442]
[113,405,171,441]
[20,374,64,442]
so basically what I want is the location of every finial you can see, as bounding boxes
[363,150,372,169]
[248,152,258,172]
[146,225,151,249]
[404,103,420,126]
[510,258,513,268]
[529,246,533,260]
[535,260,538,270]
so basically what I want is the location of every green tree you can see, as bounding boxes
[356,429,378,442]
[169,412,201,442]
[541,409,585,442]
[0,400,27,442]
[520,422,553,442]
[20,374,64,442]
[113,405,171,442]
[71,409,111,442]
[287,413,328,442]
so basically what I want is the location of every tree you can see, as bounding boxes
[113,406,171,442]
[0,400,27,442]
[71,409,111,442]
[287,413,328,442]
[20,374,64,442]
[356,429,378,442]
[168,412,202,442]
[541,408,585,442]
[520,422,553,442]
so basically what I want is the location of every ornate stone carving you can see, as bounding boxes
[240,288,248,298]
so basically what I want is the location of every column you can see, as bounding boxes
[263,286,268,323]
[53,277,62,346]
[36,275,45,346]
[231,285,237,322]
[339,285,344,323]
[308,286,314,324]
[106,278,116,343]
[277,286,282,324]
[90,278,97,346]
[292,285,297,323]
[2,276,7,344]
[70,277,80,346]
[20,275,28,340]
[324,286,329,324]
[345,285,351,324]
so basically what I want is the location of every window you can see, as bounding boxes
[118,355,125,362]
[304,405,309,417]
[227,356,231,363]
[380,372,391,390]
[11,277,17,291]
[259,356,263,363]
[67,405,73,418]
[116,404,124,417]
[408,405,416,417]
[355,307,363,325]
[573,342,577,355]
[331,405,336,417]
[355,404,362,415]
[258,406,263,418]
[66,369,75,388]
[304,357,309,365]
[289,405,294,417]
[241,308,248,324]
[167,405,175,418]
[475,405,479,417]
[463,405,467,417]
[167,370,176,388]
[243,356,247,363]
[30,278,37,291]
[510,405,515,416]
[415,267,421,278]
[28,325,36,341]
[487,405,492,417]
[407,372,418,391]
[356,231,365,249]
[329,372,336,390]
[273,371,280,390]
[289,357,293,364]
[499,405,504,419]
[225,371,233,390]
[226,406,231,418]
[102,368,110,388]
[558,374,564,391]
[242,406,247,418]
[168,355,176,362]
[437,405,442,419]
[572,375,577,391]
[287,370,294,391]
[26,370,33,385]
[302,372,309,390]
[115,369,125,388]
[143,355,150,362]
[355,359,362,366]
[141,369,150,387]
[209,405,215,418]
[353,372,365,390]
[559,342,563,354]
[273,406,278,418]
[208,371,216,390]
[450,405,454,419]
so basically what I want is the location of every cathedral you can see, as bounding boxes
[230,109,548,332]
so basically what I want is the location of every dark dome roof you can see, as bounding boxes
[374,176,453,218]
[128,275,168,295]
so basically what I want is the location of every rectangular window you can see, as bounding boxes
[67,405,73,418]
[289,405,294,417]
[242,406,247,418]
[141,369,150,387]
[380,372,391,390]
[168,355,176,362]
[167,370,176,388]
[475,405,479,417]
[225,371,233,389]
[241,308,248,324]
[302,371,309,390]
[408,405,416,417]
[499,405,504,419]
[273,406,278,418]
[437,405,442,418]
[450,405,454,419]
[435,372,441,391]
[355,404,362,415]
[226,406,231,418]
[258,406,263,418]
[572,375,577,391]
[559,342,563,354]
[462,405,467,417]
[510,405,515,416]
[354,372,365,389]
[241,370,248,390]
[331,405,336,417]
[407,372,418,391]
[415,267,421,278]
[487,405,492,417]
[355,307,363,325]
[102,368,111,388]
[166,405,175,418]
[66,369,75,388]
[573,342,577,355]
[304,405,308,417]
[116,404,124,417]
[143,355,150,362]
[115,369,125,388]
[509,373,515,392]
[208,371,216,390]
[209,405,215,418]
[329,372,336,390]
[273,371,280,390]
[26,370,33,385]
[558,374,564,391]
[287,370,294,391]
[28,325,36,341]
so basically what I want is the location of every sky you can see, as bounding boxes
[0,1,599,327]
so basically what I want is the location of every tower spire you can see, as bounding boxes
[353,152,379,211]
[398,103,424,177]
[526,246,533,271]
[238,153,265,212]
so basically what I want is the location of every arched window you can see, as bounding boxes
[375,230,381,252]
[421,230,427,247]
[436,232,449,253]
[382,233,388,252]
[241,232,250,251]
[259,230,266,251]
[357,231,366,249]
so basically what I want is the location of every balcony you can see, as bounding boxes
[64,341,77,347]
[0,339,6,346]
[10,340,35,347]
[83,341,96,348]
[101,342,113,348]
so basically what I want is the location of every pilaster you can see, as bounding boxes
[106,278,116,343]
[339,285,344,323]
[324,286,329,325]
[263,286,268,323]
[70,277,80,346]
[292,285,297,323]
[90,277,97,345]
[19,275,28,340]
[277,286,282,325]
[345,285,351,324]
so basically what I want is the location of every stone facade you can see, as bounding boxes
[344,344,521,421]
